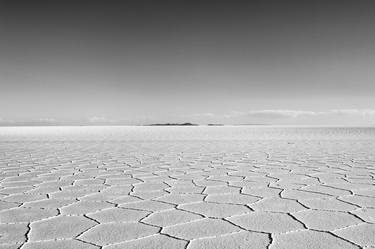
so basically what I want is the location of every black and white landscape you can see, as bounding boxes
[0,1,374,249]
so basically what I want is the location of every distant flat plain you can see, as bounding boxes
[0,126,374,249]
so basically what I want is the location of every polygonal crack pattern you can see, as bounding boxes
[0,138,374,248]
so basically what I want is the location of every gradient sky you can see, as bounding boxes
[1,1,375,125]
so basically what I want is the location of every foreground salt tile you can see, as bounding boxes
[293,210,362,230]
[350,208,375,223]
[61,200,115,215]
[339,195,375,208]
[133,182,169,192]
[173,174,206,182]
[168,186,205,194]
[270,230,360,249]
[250,197,307,212]
[353,188,375,198]
[0,201,19,211]
[228,211,304,233]
[36,180,73,188]
[0,223,28,244]
[62,185,105,193]
[334,223,375,247]
[165,179,200,187]
[321,183,370,192]
[105,178,142,185]
[142,209,202,227]
[99,185,133,195]
[0,243,19,249]
[131,191,167,200]
[79,192,124,202]
[78,222,159,246]
[162,218,241,240]
[179,202,250,218]
[301,184,352,196]
[0,180,42,188]
[74,179,105,186]
[2,193,48,203]
[119,200,175,212]
[25,186,60,195]
[22,198,76,209]
[299,197,358,211]
[194,179,228,187]
[203,185,240,195]
[111,195,142,204]
[0,186,33,195]
[188,231,270,249]
[229,180,269,189]
[281,189,330,200]
[155,193,205,204]
[87,207,150,223]
[29,215,97,241]
[103,234,188,249]
[205,193,260,204]
[241,187,282,198]
[207,175,244,182]
[0,207,58,223]
[22,239,99,249]
[50,190,97,200]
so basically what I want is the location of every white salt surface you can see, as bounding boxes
[0,126,374,248]
[1,125,375,141]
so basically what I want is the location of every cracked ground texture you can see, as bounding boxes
[0,126,374,249]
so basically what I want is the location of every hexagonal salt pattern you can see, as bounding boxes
[0,128,374,248]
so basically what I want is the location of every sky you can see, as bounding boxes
[1,0,375,125]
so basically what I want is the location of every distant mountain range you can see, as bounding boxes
[146,122,198,126]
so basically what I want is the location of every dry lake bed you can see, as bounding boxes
[0,126,374,249]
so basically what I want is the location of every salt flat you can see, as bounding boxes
[0,126,374,249]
